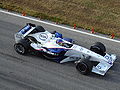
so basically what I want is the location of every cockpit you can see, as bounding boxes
[56,39,73,48]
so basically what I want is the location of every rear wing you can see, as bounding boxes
[18,23,36,36]
[15,23,36,43]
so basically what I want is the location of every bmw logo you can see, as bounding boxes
[39,33,48,41]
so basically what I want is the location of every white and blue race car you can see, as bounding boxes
[14,23,116,75]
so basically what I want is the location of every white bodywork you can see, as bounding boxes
[15,25,116,75]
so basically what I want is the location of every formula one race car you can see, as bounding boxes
[14,23,116,75]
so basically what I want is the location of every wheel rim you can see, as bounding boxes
[15,44,25,54]
[78,63,87,72]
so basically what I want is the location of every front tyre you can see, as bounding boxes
[76,59,93,75]
[90,42,106,56]
[14,43,28,55]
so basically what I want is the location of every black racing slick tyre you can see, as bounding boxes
[90,42,106,56]
[14,43,28,55]
[76,59,93,75]
[35,26,45,32]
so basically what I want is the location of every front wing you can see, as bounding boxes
[92,54,116,75]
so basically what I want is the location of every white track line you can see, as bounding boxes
[0,10,120,43]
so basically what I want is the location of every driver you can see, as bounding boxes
[56,39,64,46]
[56,39,72,48]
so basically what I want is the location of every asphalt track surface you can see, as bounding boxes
[0,11,120,90]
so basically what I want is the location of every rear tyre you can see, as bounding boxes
[90,42,106,56]
[76,59,93,75]
[35,26,45,32]
[14,43,28,55]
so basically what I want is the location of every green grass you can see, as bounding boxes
[0,0,120,38]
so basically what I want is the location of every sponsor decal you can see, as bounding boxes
[97,65,101,69]
[105,55,112,64]
[105,56,109,59]
[72,45,77,49]
[79,48,83,51]
[19,25,31,34]
[87,51,90,53]
[39,33,48,41]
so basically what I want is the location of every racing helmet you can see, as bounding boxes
[56,39,64,46]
